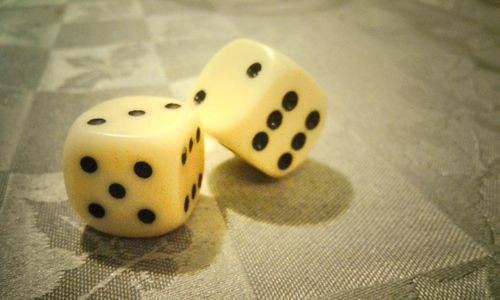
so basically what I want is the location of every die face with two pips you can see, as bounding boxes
[63,96,204,238]
[190,39,326,177]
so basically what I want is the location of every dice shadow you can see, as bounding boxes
[209,158,353,225]
[79,195,225,279]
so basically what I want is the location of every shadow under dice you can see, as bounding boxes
[64,96,204,238]
[190,39,326,178]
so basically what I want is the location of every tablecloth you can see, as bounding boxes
[0,0,499,299]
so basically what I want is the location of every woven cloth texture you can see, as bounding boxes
[0,0,499,299]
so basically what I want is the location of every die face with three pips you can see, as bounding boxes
[63,96,204,238]
[190,39,326,178]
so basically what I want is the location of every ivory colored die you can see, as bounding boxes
[63,96,204,238]
[190,39,326,177]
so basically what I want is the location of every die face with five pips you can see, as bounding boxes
[63,96,204,238]
[190,39,326,177]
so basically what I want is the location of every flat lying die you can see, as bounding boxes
[63,96,204,238]
[190,39,326,178]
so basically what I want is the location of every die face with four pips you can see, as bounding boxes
[63,96,204,238]
[190,39,326,177]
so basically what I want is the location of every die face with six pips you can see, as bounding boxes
[63,96,204,238]
[190,39,326,177]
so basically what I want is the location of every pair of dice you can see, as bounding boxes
[64,39,326,238]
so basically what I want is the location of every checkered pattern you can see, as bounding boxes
[0,0,499,299]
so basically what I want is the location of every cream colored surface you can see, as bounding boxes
[63,96,204,237]
[190,39,326,177]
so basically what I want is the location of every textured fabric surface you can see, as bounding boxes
[0,0,499,299]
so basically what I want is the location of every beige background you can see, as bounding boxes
[0,0,498,299]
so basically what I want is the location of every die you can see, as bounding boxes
[63,96,204,237]
[190,39,326,177]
